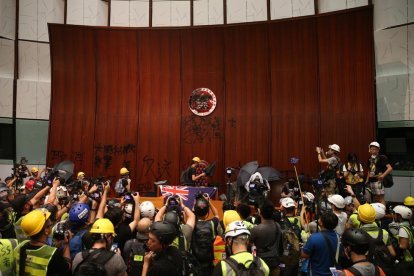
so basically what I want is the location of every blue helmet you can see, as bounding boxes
[69,203,90,225]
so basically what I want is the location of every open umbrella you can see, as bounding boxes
[205,161,216,177]
[256,166,282,182]
[236,161,259,188]
[53,160,74,183]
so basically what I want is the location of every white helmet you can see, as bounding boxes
[224,221,250,239]
[369,141,380,149]
[329,144,340,153]
[344,196,354,206]
[371,203,386,220]
[393,205,412,220]
[303,192,315,202]
[140,201,156,219]
[328,194,345,209]
[280,197,295,208]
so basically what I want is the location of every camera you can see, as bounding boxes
[87,192,101,201]
[166,195,182,213]
[225,167,234,178]
[124,192,138,203]
[195,192,208,200]
[12,157,29,179]
[53,221,69,241]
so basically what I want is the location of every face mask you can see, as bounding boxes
[371,155,377,159]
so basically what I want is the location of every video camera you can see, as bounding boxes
[53,221,70,241]
[225,167,235,178]
[247,179,269,207]
[195,192,209,200]
[12,157,29,179]
[166,195,182,213]
[124,192,138,203]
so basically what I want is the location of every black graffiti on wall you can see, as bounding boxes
[182,115,222,144]
[142,155,172,180]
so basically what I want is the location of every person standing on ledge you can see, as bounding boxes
[190,157,207,187]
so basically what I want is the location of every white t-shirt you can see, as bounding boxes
[398,226,410,239]
[334,211,348,235]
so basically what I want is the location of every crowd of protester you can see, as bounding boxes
[0,141,413,276]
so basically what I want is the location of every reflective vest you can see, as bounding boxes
[0,239,18,275]
[287,216,302,229]
[360,224,389,245]
[14,240,56,276]
[221,251,269,276]
[171,225,189,251]
[213,235,226,266]
[14,217,28,243]
[395,222,414,262]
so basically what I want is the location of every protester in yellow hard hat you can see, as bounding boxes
[115,167,131,196]
[190,157,207,187]
[14,209,72,275]
[72,218,127,275]
[77,171,90,191]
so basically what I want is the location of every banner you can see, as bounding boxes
[159,185,217,208]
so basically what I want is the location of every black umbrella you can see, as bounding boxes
[256,166,282,182]
[236,161,259,188]
[205,161,217,177]
[53,160,74,183]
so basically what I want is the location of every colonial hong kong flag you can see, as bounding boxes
[159,185,217,208]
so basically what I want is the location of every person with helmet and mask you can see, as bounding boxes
[72,218,127,275]
[250,200,281,276]
[403,196,414,225]
[366,142,392,205]
[357,204,395,259]
[213,220,269,276]
[68,202,91,259]
[154,195,195,252]
[142,221,182,276]
[191,193,219,275]
[392,205,414,263]
[14,208,72,276]
[316,144,341,196]
[339,228,386,276]
[328,194,348,235]
[123,217,152,276]
[115,167,131,196]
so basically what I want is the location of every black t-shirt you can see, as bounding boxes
[368,155,390,175]
[21,244,71,276]
[114,222,134,252]
[147,246,183,276]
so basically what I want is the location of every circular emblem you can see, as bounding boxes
[188,88,217,116]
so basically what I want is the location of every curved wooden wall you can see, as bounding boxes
[47,7,375,193]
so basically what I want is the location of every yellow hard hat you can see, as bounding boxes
[21,209,51,236]
[358,203,376,223]
[31,167,39,173]
[90,218,116,235]
[120,167,129,175]
[192,157,201,163]
[223,210,241,227]
[403,196,414,207]
[77,171,85,177]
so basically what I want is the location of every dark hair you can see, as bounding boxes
[347,153,358,163]
[237,204,251,219]
[194,198,209,217]
[260,200,275,220]
[320,211,338,230]
[104,206,123,226]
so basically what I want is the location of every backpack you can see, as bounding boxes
[191,220,215,264]
[224,256,265,276]
[123,239,146,275]
[279,218,301,266]
[280,217,301,241]
[74,249,114,276]
[69,228,89,259]
[178,230,201,276]
[367,229,395,275]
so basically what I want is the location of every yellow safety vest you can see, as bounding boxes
[14,216,28,243]
[395,223,414,262]
[14,240,56,276]
[0,239,18,275]
[213,235,226,266]
[360,224,389,245]
[221,251,269,276]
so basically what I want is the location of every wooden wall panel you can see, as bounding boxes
[48,7,375,190]
[269,18,320,178]
[224,24,271,169]
[93,29,140,185]
[136,30,182,190]
[180,27,225,186]
[318,7,375,167]
[48,25,97,175]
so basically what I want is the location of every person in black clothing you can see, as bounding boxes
[14,208,72,276]
[142,221,183,276]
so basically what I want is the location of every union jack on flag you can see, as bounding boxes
[159,185,217,208]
